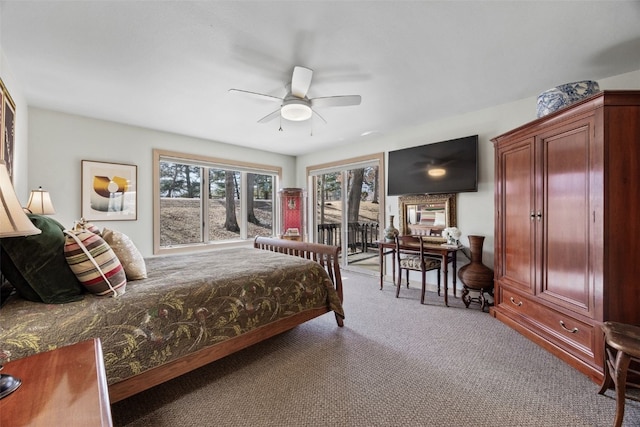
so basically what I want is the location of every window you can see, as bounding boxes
[153,149,280,254]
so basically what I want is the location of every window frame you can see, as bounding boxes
[153,149,281,255]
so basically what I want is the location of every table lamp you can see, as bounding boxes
[0,159,41,399]
[26,186,56,215]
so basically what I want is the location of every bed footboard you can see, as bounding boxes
[253,236,343,308]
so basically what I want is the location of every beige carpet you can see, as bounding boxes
[111,271,640,426]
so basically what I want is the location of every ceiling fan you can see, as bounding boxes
[229,66,361,124]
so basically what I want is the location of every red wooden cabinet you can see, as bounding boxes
[279,188,305,241]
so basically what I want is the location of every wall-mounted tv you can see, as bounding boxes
[387,135,478,196]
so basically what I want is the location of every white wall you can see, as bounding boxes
[296,69,640,285]
[27,108,297,256]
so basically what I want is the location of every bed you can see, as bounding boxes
[0,237,344,402]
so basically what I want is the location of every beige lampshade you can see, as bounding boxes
[0,160,42,237]
[26,186,56,215]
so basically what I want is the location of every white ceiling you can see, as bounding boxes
[1,1,640,156]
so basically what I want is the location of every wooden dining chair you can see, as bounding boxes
[598,321,640,427]
[394,235,441,304]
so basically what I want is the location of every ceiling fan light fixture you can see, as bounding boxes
[281,99,312,121]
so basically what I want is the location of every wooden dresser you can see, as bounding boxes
[0,339,112,426]
[491,90,640,382]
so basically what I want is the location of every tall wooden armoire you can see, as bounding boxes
[491,91,640,382]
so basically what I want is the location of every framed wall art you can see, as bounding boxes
[81,160,137,221]
[0,78,16,182]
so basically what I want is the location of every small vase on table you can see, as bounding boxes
[384,215,399,242]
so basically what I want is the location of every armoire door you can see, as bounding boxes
[496,137,537,295]
[537,116,595,317]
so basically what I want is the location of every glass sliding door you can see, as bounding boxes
[310,154,384,274]
[315,171,344,248]
[344,166,381,272]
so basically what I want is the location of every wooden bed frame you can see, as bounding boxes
[108,237,343,403]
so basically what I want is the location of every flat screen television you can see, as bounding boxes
[387,135,478,196]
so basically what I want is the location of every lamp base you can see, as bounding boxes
[0,373,21,399]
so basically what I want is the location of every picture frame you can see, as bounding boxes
[81,160,137,221]
[0,78,16,182]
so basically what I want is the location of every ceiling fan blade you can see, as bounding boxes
[311,95,362,108]
[229,89,283,102]
[257,109,282,123]
[312,109,327,124]
[291,66,313,98]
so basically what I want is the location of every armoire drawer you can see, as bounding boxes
[499,287,596,359]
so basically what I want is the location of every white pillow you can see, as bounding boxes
[102,228,147,280]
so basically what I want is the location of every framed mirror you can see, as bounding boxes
[398,193,457,243]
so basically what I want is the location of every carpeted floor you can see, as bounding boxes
[111,271,640,426]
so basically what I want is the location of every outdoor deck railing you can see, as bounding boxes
[317,222,379,253]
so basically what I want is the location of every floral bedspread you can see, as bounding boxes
[0,247,344,384]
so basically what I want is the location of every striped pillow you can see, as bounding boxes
[72,218,101,235]
[63,229,127,297]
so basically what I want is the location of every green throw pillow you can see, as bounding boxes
[0,214,84,303]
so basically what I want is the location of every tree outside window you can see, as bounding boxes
[156,153,277,253]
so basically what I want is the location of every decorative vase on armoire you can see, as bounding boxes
[458,235,494,312]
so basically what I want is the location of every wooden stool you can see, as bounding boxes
[598,321,640,427]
